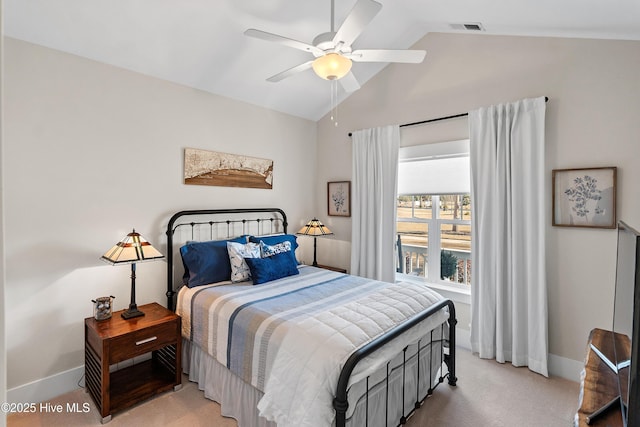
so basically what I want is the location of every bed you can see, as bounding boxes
[165,208,457,427]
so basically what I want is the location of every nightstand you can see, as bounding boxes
[85,302,182,423]
[316,264,347,273]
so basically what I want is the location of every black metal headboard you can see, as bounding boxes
[165,208,288,310]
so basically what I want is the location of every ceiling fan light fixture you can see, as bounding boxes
[312,53,352,80]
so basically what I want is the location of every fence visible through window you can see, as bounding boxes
[396,194,471,287]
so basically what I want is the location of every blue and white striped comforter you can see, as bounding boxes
[177,265,448,427]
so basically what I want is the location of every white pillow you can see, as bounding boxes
[227,241,260,283]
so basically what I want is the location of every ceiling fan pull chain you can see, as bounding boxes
[335,80,339,126]
[331,79,339,127]
[331,0,335,33]
[330,80,335,123]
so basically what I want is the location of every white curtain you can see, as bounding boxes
[469,97,548,376]
[350,125,400,283]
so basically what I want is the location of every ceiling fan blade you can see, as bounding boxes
[332,0,382,46]
[339,71,361,93]
[266,60,314,82]
[245,29,324,56]
[349,49,426,63]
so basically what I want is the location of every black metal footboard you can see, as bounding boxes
[333,298,457,427]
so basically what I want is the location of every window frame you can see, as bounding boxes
[396,139,472,302]
[397,194,471,291]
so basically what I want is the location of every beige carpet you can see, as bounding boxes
[7,348,579,427]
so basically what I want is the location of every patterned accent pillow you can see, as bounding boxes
[227,241,260,283]
[260,240,292,257]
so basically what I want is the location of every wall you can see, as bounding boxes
[316,33,640,371]
[3,37,317,399]
[1,2,7,424]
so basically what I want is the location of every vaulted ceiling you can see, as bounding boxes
[4,0,640,120]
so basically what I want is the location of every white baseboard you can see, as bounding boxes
[548,353,583,382]
[7,365,84,405]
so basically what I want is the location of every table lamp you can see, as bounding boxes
[101,229,164,319]
[296,218,333,267]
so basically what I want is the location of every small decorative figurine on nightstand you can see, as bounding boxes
[92,296,115,321]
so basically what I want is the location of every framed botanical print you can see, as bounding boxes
[328,181,351,217]
[552,167,616,228]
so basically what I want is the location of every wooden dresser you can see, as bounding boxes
[576,328,624,426]
[85,302,181,423]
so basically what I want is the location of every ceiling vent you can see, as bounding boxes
[450,22,485,31]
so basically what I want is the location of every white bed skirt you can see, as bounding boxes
[182,325,447,427]
[183,338,276,427]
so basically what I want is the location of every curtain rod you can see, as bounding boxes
[347,96,549,137]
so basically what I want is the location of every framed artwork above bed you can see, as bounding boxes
[183,148,274,189]
[328,181,351,217]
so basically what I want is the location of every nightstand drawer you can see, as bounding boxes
[109,321,177,363]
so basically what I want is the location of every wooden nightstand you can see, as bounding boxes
[316,264,347,273]
[85,302,182,423]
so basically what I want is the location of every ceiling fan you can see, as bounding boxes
[244,0,426,92]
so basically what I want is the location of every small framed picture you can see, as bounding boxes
[328,181,351,217]
[552,167,616,228]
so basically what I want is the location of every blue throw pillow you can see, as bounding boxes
[249,234,299,264]
[244,251,300,285]
[180,236,246,288]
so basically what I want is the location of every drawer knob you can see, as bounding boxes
[136,336,157,346]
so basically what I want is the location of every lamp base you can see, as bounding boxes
[122,263,144,319]
[121,306,145,319]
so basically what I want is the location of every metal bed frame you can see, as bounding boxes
[165,208,457,427]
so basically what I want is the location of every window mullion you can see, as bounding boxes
[429,195,440,281]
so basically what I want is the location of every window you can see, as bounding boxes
[396,140,471,292]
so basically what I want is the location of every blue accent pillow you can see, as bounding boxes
[249,234,299,264]
[244,251,300,285]
[180,236,246,288]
